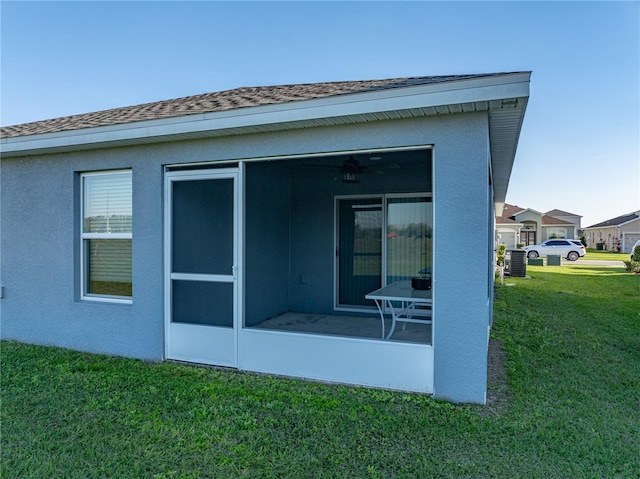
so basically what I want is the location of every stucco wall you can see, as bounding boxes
[1,111,492,403]
[0,151,164,360]
[431,113,492,404]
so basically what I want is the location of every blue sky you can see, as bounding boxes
[1,1,638,228]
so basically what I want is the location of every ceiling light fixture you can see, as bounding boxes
[342,172,359,183]
[340,156,365,183]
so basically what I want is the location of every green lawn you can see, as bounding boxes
[581,249,629,261]
[2,265,639,478]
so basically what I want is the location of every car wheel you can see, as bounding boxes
[567,251,579,261]
[528,251,539,259]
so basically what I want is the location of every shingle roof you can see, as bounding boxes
[1,73,506,139]
[542,215,573,226]
[546,208,580,217]
[501,203,578,225]
[585,212,640,228]
[502,203,525,217]
[495,216,520,224]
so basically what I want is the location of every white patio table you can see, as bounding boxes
[366,280,432,340]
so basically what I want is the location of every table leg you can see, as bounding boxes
[385,299,398,340]
[373,299,386,339]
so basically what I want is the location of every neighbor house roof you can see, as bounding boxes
[511,207,544,217]
[495,216,521,225]
[501,203,577,226]
[0,72,531,207]
[546,209,581,218]
[502,203,525,216]
[542,215,573,226]
[585,212,640,229]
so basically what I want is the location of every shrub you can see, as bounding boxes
[517,242,525,249]
[496,244,507,266]
[623,261,640,273]
[632,244,640,262]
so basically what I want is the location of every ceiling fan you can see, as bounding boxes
[302,156,368,183]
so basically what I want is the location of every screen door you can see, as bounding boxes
[165,169,239,367]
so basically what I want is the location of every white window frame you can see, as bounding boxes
[80,169,133,304]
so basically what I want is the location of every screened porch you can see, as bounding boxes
[243,147,433,345]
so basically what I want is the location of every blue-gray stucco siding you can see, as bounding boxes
[1,112,493,403]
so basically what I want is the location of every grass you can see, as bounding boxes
[2,266,639,478]
[581,248,629,261]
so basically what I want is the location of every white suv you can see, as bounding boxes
[523,239,586,261]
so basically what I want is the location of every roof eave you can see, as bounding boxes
[1,72,530,158]
[2,73,531,218]
[1,74,530,209]
[514,207,544,217]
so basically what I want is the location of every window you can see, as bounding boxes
[546,240,569,246]
[547,228,567,239]
[81,170,132,302]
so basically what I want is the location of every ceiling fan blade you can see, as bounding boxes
[301,164,342,169]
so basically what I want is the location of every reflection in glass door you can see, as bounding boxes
[165,169,239,367]
[336,194,432,310]
[337,198,382,308]
[386,195,432,284]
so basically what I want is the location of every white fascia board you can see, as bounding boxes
[495,219,523,227]
[1,73,530,157]
[583,224,618,231]
[514,208,544,218]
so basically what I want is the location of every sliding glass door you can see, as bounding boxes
[336,197,382,308]
[386,195,432,284]
[336,194,432,310]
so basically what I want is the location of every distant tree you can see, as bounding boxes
[580,235,587,247]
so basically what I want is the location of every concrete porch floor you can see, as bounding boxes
[252,312,432,345]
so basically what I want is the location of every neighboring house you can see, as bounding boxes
[495,215,523,249]
[545,208,582,232]
[498,204,579,247]
[0,72,531,404]
[583,211,640,253]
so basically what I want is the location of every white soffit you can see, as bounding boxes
[490,96,529,205]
